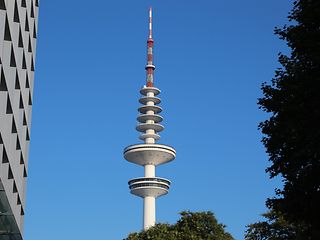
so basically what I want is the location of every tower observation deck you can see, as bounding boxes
[123,8,176,230]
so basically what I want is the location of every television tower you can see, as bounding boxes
[124,7,176,230]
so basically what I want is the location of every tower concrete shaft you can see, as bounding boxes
[124,7,176,230]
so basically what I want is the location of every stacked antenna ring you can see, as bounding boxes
[137,86,163,143]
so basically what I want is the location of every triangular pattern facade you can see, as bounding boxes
[0,0,39,238]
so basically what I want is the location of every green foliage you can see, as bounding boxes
[245,210,305,240]
[125,224,178,240]
[124,211,233,240]
[255,0,320,238]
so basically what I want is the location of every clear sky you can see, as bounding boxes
[25,1,292,239]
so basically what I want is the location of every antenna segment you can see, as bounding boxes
[146,7,155,87]
[149,7,152,39]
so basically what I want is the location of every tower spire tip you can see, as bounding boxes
[149,7,152,39]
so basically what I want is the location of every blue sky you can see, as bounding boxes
[25,1,292,239]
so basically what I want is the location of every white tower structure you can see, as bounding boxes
[124,7,176,230]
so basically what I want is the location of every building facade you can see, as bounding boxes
[0,0,39,239]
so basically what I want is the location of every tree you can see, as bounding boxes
[124,211,234,240]
[256,0,320,238]
[245,210,305,240]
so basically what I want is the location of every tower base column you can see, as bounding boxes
[143,196,155,230]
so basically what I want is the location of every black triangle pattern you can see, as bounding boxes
[12,117,17,133]
[23,167,27,177]
[28,91,32,105]
[30,0,35,18]
[8,166,14,179]
[18,27,24,47]
[21,0,26,8]
[26,72,30,88]
[20,152,24,164]
[2,147,9,163]
[10,45,17,67]
[14,0,20,23]
[28,35,32,52]
[15,71,21,89]
[21,206,25,215]
[33,22,37,38]
[25,12,29,31]
[4,16,12,41]
[16,136,21,150]
[13,181,18,193]
[31,58,35,71]
[26,129,30,141]
[0,67,8,91]
[0,0,6,10]
[6,95,13,114]
[23,112,27,126]
[0,0,38,186]
[22,52,27,69]
[19,92,24,109]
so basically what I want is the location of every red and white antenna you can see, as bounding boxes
[146,7,155,87]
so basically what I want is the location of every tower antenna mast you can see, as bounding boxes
[146,7,155,87]
[149,7,152,39]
